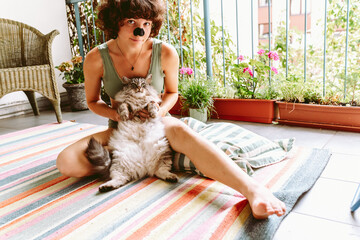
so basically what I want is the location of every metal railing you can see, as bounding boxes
[65,0,105,58]
[65,0,357,101]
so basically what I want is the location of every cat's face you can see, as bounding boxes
[122,74,152,96]
[130,78,147,94]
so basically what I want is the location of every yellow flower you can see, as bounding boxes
[71,56,83,64]
[64,61,74,72]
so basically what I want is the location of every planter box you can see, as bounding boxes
[212,98,276,124]
[168,96,183,115]
[277,101,360,132]
[168,95,189,116]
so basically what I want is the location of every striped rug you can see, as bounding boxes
[0,121,331,240]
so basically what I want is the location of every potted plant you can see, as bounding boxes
[276,77,360,132]
[179,71,214,122]
[168,67,193,115]
[56,56,88,111]
[211,49,280,124]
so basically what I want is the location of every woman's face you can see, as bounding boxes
[118,18,153,45]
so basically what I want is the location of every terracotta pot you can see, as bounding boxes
[277,101,360,132]
[168,94,189,116]
[63,83,88,111]
[168,95,183,115]
[212,98,275,124]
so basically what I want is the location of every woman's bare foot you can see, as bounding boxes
[246,184,286,219]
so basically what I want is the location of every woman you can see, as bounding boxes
[56,0,286,219]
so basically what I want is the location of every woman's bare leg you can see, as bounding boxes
[56,128,113,178]
[162,117,286,219]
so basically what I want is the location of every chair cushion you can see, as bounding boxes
[173,117,295,176]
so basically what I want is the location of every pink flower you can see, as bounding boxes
[187,68,194,75]
[237,55,245,61]
[271,67,278,74]
[179,67,187,74]
[267,51,279,61]
[243,67,253,77]
[257,49,265,56]
[179,67,194,75]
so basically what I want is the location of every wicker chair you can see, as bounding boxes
[0,18,62,123]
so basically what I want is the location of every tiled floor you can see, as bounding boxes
[1,107,359,239]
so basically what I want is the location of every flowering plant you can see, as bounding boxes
[231,49,279,99]
[179,67,215,115]
[179,67,194,75]
[55,56,84,84]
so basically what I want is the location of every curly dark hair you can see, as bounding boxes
[96,0,166,39]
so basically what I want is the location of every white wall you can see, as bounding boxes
[0,0,72,105]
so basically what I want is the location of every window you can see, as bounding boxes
[291,0,311,15]
[301,0,311,14]
[291,0,301,15]
[259,0,269,7]
[259,23,269,39]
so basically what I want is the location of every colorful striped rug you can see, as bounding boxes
[0,121,331,240]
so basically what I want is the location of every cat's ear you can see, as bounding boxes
[122,76,131,84]
[145,74,152,84]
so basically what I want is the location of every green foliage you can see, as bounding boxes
[63,0,360,105]
[66,0,105,57]
[278,73,345,105]
[272,1,360,105]
[158,0,237,85]
[180,74,215,116]
[55,56,84,84]
[230,50,279,99]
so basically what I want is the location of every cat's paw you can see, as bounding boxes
[120,113,129,121]
[98,180,124,192]
[118,111,130,121]
[164,173,179,183]
[149,111,157,118]
[118,104,130,121]
[147,101,159,118]
[99,184,115,193]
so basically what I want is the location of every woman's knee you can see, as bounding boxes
[56,148,92,178]
[162,117,194,150]
[56,129,112,177]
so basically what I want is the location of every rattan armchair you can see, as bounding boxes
[0,18,62,123]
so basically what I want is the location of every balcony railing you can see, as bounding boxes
[65,0,359,103]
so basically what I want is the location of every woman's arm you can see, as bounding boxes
[83,48,120,122]
[158,42,179,117]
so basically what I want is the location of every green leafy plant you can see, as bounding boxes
[158,0,237,85]
[66,0,104,56]
[278,74,346,105]
[56,56,85,84]
[179,68,215,116]
[271,1,360,105]
[231,49,280,99]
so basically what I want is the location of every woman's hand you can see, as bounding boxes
[113,102,164,122]
[136,102,164,121]
[136,108,151,121]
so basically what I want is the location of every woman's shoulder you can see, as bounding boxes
[157,40,179,74]
[157,40,178,60]
[84,45,104,73]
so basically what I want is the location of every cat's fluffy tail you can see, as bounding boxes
[86,137,111,179]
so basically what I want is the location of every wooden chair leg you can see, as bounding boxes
[24,91,40,116]
[50,99,63,123]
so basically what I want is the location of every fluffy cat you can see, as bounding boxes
[86,74,178,192]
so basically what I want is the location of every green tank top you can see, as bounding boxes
[97,38,165,99]
[97,39,165,128]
